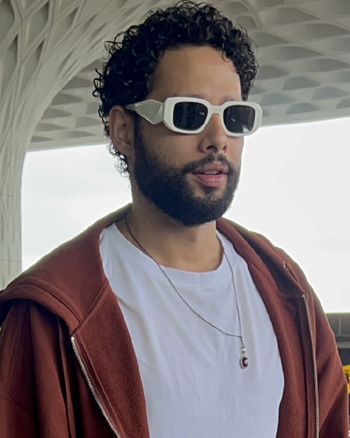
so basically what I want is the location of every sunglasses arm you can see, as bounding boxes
[126,100,163,125]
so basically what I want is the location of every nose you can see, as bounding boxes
[198,113,228,154]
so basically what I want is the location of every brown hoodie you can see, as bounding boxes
[0,206,348,437]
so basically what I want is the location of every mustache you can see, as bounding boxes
[182,154,234,176]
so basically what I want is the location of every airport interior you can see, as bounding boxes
[1,0,350,397]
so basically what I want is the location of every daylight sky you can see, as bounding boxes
[22,116,350,312]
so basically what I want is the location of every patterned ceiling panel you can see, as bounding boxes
[0,0,349,151]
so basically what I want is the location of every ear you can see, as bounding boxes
[109,106,135,158]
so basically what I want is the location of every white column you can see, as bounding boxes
[0,142,24,289]
[0,0,158,288]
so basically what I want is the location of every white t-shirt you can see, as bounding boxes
[100,225,284,438]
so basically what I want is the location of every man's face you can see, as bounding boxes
[130,45,244,226]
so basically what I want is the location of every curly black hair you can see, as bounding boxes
[93,1,258,172]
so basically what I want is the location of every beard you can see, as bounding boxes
[133,134,241,226]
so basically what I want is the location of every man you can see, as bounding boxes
[0,2,347,437]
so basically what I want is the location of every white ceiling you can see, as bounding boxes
[1,0,350,152]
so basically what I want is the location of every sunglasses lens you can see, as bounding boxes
[224,105,256,134]
[173,102,208,131]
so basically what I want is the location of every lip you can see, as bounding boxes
[191,163,228,188]
[192,163,228,175]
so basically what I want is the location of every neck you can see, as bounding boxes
[117,202,223,272]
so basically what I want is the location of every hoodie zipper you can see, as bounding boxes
[301,294,320,438]
[283,262,319,438]
[71,336,120,437]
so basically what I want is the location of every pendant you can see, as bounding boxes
[240,344,248,369]
[240,354,249,369]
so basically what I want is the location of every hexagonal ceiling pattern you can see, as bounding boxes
[1,0,350,151]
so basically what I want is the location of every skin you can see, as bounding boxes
[109,45,244,272]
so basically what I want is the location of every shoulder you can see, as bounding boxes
[217,217,317,302]
[0,207,130,328]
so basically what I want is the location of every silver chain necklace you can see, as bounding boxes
[124,215,249,369]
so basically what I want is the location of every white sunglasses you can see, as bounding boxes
[126,97,262,137]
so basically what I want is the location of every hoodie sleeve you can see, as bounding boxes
[0,301,75,437]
